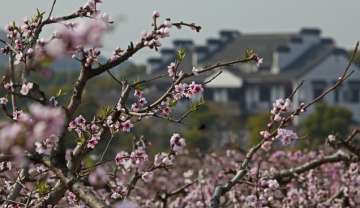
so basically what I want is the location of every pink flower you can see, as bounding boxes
[261,141,272,151]
[43,18,108,59]
[152,11,160,18]
[188,82,204,96]
[4,82,13,90]
[0,123,22,151]
[113,201,138,208]
[66,191,78,205]
[170,133,186,154]
[276,128,298,145]
[89,167,109,187]
[141,171,154,183]
[131,148,148,168]
[0,97,8,105]
[29,104,65,139]
[34,135,59,155]
[256,57,263,67]
[115,151,132,170]
[14,52,24,65]
[260,130,271,140]
[121,120,134,133]
[134,89,143,98]
[20,82,33,95]
[327,134,336,143]
[154,152,173,167]
[87,135,100,149]
[167,62,176,78]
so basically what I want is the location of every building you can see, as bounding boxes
[146,28,360,122]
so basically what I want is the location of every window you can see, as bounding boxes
[259,87,271,102]
[214,89,228,103]
[312,81,327,99]
[345,81,360,103]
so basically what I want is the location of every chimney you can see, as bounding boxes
[219,30,240,42]
[194,46,209,63]
[272,46,291,73]
[300,27,321,46]
[207,38,222,52]
[173,39,194,49]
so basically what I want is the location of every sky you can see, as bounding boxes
[0,0,359,64]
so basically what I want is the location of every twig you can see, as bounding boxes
[203,71,223,85]
[99,135,115,163]
[269,150,357,182]
[9,54,16,112]
[47,0,57,20]
[106,70,123,86]
[303,42,359,110]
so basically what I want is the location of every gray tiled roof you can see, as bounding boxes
[201,33,294,69]
[147,28,350,86]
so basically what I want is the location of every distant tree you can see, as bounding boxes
[301,102,352,145]
[246,112,270,146]
[183,104,217,151]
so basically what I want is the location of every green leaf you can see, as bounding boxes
[56,88,64,97]
[169,100,177,108]
[245,48,255,59]
[77,135,86,145]
[133,80,144,91]
[35,180,50,195]
[97,105,113,120]
[176,48,186,62]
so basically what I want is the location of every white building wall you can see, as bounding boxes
[205,71,243,88]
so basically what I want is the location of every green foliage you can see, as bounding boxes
[246,112,270,147]
[183,104,217,151]
[96,105,113,120]
[176,48,186,62]
[301,102,352,146]
[35,180,50,195]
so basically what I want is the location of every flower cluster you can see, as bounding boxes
[84,48,101,67]
[107,116,134,133]
[36,16,108,59]
[276,128,299,145]
[174,81,204,100]
[270,98,292,122]
[130,89,148,112]
[115,147,148,171]
[20,82,33,95]
[0,104,65,155]
[154,152,174,167]
[80,0,103,16]
[167,62,177,78]
[141,11,172,49]
[2,17,41,64]
[170,133,186,155]
[0,97,8,105]
[68,115,103,149]
[109,47,123,62]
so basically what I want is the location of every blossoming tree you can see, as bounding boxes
[0,0,359,207]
